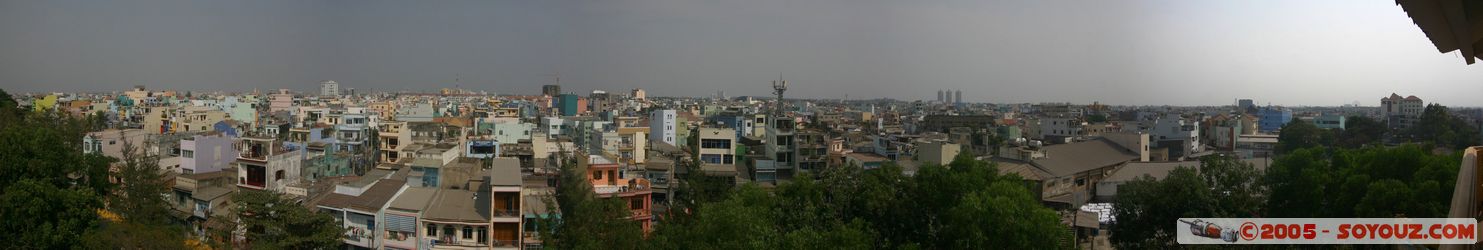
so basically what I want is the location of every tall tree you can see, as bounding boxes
[1113,154,1266,249]
[540,151,644,250]
[229,190,345,249]
[1276,119,1331,154]
[1335,115,1386,148]
[0,107,113,248]
[1408,103,1481,150]
[110,135,175,226]
[1264,145,1458,218]
[0,179,103,249]
[1112,168,1211,249]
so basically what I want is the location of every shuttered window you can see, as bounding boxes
[386,214,416,232]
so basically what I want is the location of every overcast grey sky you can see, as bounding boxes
[1,0,1481,106]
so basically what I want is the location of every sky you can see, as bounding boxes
[1,0,1481,106]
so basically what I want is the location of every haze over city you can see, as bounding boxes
[11,0,1483,249]
[3,0,1482,106]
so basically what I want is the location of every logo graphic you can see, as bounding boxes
[1179,219,1238,242]
[1176,218,1479,244]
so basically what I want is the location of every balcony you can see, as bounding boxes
[491,239,520,249]
[629,209,651,219]
[492,209,520,218]
[433,235,487,248]
[593,179,650,196]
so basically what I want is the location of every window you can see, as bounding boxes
[723,155,734,164]
[700,139,731,149]
[275,170,284,181]
[701,154,723,164]
[478,227,488,244]
[463,226,473,239]
[427,224,438,237]
[444,226,454,239]
[593,171,603,180]
[182,150,194,158]
[631,198,643,210]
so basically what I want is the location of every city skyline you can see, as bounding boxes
[4,0,1483,106]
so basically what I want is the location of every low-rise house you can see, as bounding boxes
[171,170,236,238]
[315,174,408,249]
[384,187,436,250]
[990,135,1148,207]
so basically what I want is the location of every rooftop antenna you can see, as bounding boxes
[772,73,787,117]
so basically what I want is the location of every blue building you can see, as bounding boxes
[556,94,579,116]
[1258,107,1293,133]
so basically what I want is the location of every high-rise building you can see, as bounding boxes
[631,88,646,100]
[542,84,561,97]
[1257,107,1293,133]
[589,90,614,114]
[955,90,963,105]
[320,80,339,96]
[937,90,944,103]
[649,110,677,146]
[556,94,579,116]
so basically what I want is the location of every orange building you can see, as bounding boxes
[582,154,653,232]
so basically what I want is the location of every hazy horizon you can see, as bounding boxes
[3,0,1483,106]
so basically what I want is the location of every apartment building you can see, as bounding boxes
[487,158,524,249]
[649,109,677,146]
[1257,107,1292,133]
[180,132,236,174]
[1148,113,1202,159]
[696,127,736,166]
[615,127,649,165]
[763,114,796,179]
[380,121,412,164]
[235,136,302,193]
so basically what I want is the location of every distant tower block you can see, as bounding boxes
[320,80,339,96]
[955,90,962,104]
[937,90,945,102]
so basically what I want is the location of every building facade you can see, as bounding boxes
[1257,107,1292,133]
[321,80,340,97]
[1381,93,1423,130]
[181,132,237,174]
[649,110,676,146]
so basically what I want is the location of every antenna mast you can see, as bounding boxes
[772,74,788,117]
